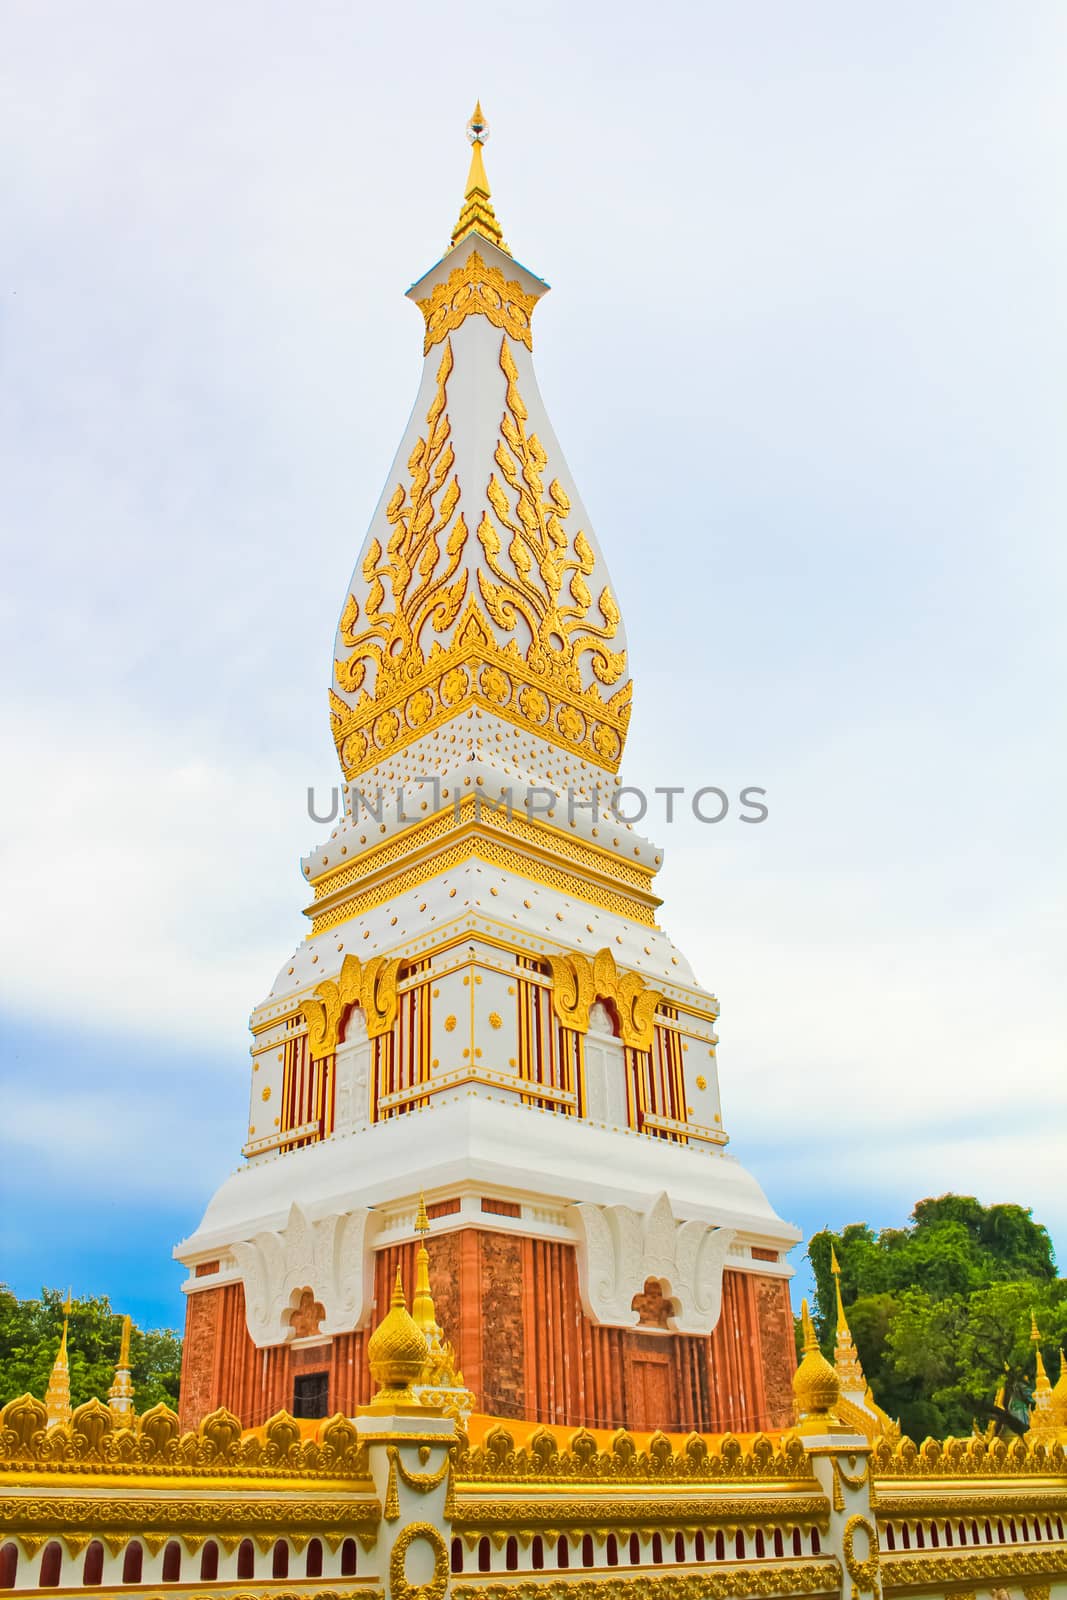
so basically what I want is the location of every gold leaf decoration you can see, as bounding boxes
[416,250,538,354]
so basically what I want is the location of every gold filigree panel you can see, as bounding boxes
[417,251,537,353]
[331,335,630,780]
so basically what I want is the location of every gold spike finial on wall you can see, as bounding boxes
[451,102,510,255]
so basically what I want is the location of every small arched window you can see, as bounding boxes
[674,1533,685,1563]
[755,1531,765,1559]
[272,1542,289,1579]
[0,1544,18,1589]
[811,1529,821,1555]
[606,1536,618,1567]
[694,1532,705,1561]
[40,1542,62,1588]
[652,1534,663,1565]
[237,1539,255,1580]
[122,1542,143,1584]
[340,1539,357,1577]
[773,1529,784,1559]
[734,1531,745,1560]
[505,1538,518,1572]
[478,1538,491,1574]
[306,1539,323,1578]
[531,1537,544,1571]
[792,1529,802,1558]
[884,1527,895,1552]
[200,1543,219,1581]
[162,1542,181,1582]
[557,1537,569,1569]
[629,1533,640,1565]
[714,1531,725,1562]
[581,1535,594,1568]
[450,1539,463,1575]
[84,1541,105,1586]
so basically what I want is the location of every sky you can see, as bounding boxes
[1,0,1065,1334]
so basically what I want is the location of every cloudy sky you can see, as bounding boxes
[2,1,1064,1332]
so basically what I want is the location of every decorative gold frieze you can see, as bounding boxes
[455,1424,815,1485]
[452,1567,843,1600]
[302,954,401,1060]
[870,1432,1066,1477]
[879,1549,1067,1587]
[0,1494,377,1534]
[309,797,656,901]
[309,837,656,938]
[0,1395,370,1482]
[450,1496,829,1531]
[417,251,536,354]
[546,949,662,1051]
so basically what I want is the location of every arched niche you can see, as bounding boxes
[583,999,628,1128]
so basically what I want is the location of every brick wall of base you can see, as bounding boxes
[178,1230,795,1433]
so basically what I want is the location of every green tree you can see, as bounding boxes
[0,1287,182,1412]
[805,1195,1065,1441]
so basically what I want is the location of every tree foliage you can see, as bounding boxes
[0,1286,182,1412]
[807,1195,1066,1442]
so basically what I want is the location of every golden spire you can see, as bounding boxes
[829,1245,866,1392]
[412,1193,437,1341]
[1051,1349,1067,1426]
[1032,1312,1052,1403]
[792,1298,841,1428]
[44,1288,73,1430]
[409,1195,468,1403]
[450,102,510,255]
[107,1313,135,1422]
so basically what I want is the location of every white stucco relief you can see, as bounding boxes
[568,1191,735,1336]
[230,1202,377,1348]
[333,1009,371,1134]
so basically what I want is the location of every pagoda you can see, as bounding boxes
[174,108,800,1434]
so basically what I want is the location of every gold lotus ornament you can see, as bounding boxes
[367,1271,429,1410]
[792,1299,842,1430]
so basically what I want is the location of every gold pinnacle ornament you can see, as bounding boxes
[451,101,509,253]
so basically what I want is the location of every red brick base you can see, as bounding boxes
[179,1231,795,1433]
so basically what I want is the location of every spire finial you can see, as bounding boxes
[1032,1311,1051,1395]
[44,1289,74,1431]
[827,1246,866,1395]
[830,1244,848,1333]
[451,102,510,255]
[107,1313,135,1422]
[800,1298,818,1354]
[415,1192,430,1236]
